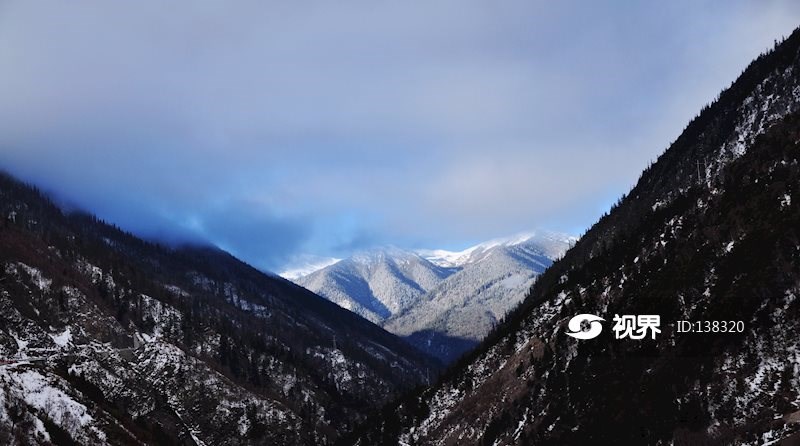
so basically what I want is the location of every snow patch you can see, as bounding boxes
[780,194,791,209]
[50,327,72,347]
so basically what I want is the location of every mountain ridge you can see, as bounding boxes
[349,27,800,446]
[416,231,575,268]
[295,232,572,363]
[0,171,440,445]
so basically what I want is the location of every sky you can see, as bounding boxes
[1,1,799,273]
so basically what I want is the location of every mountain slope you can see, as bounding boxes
[351,30,800,446]
[297,234,571,363]
[278,255,342,281]
[417,232,573,269]
[0,173,440,445]
[386,234,572,363]
[296,248,456,324]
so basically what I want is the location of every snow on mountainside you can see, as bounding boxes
[387,233,572,363]
[351,30,800,446]
[294,232,572,362]
[277,255,341,280]
[296,247,455,324]
[0,172,440,445]
[417,232,575,268]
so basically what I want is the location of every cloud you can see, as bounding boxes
[1,0,799,270]
[194,200,312,271]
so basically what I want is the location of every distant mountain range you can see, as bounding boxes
[290,232,574,363]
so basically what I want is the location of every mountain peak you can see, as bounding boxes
[294,231,573,362]
[350,245,422,265]
[278,255,341,280]
[417,230,575,268]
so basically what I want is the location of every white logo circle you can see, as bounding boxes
[566,314,604,339]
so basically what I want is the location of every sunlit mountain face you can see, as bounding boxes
[292,232,574,363]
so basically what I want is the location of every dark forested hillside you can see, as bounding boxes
[0,172,439,445]
[349,29,800,446]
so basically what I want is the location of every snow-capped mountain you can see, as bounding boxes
[387,233,574,362]
[277,255,341,280]
[296,247,455,324]
[294,232,573,362]
[417,232,574,268]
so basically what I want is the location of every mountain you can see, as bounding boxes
[0,173,440,445]
[278,255,342,281]
[417,232,573,269]
[350,30,800,445]
[296,247,455,324]
[386,233,574,363]
[296,233,572,363]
